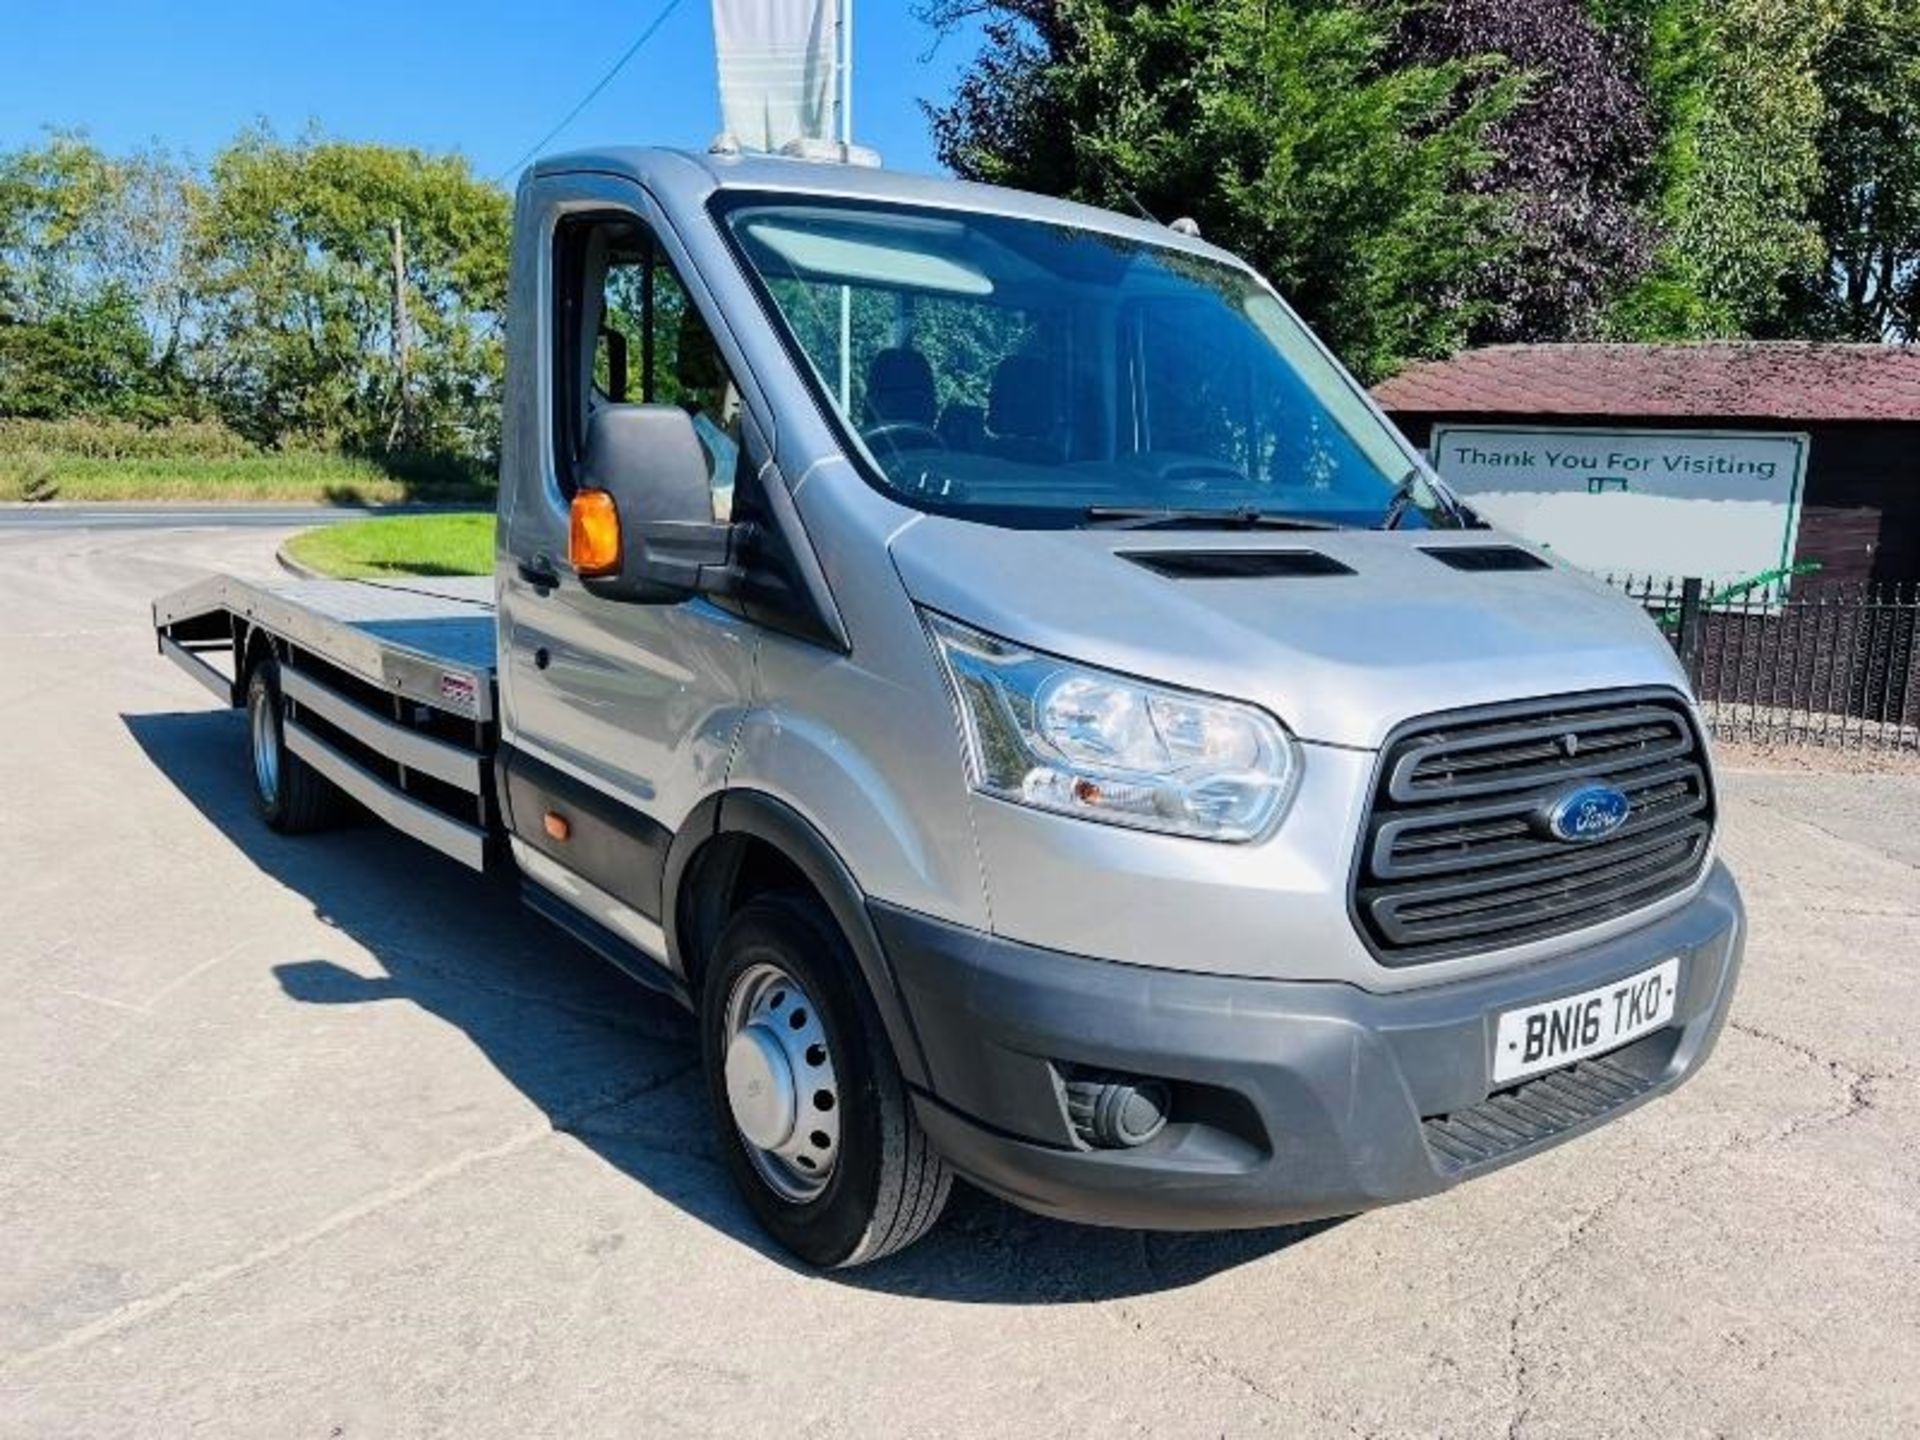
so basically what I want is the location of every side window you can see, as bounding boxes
[553,216,739,520]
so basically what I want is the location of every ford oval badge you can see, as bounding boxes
[1544,783,1632,842]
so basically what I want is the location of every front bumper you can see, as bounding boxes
[873,861,1744,1231]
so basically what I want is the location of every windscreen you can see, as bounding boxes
[718,195,1450,530]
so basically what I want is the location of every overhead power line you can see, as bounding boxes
[494,0,690,184]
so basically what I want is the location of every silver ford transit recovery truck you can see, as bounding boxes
[152,147,1745,1268]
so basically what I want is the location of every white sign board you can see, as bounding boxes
[1428,425,1809,584]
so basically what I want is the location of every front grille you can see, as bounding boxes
[1422,1053,1657,1176]
[1353,690,1714,964]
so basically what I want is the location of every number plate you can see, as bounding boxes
[1492,958,1680,1085]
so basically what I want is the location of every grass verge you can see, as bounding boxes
[0,452,494,505]
[283,513,496,579]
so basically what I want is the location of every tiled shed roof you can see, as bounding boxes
[1372,342,1920,422]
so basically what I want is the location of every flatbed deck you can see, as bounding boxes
[153,572,502,870]
[154,573,497,720]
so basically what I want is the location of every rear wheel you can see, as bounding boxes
[702,892,951,1267]
[245,653,345,833]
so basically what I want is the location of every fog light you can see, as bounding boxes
[1064,1073,1170,1149]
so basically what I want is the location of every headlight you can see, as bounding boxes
[922,611,1299,841]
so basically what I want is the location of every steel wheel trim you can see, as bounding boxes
[721,961,841,1202]
[250,685,281,804]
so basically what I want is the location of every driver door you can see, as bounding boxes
[498,179,758,928]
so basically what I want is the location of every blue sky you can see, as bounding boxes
[0,0,984,179]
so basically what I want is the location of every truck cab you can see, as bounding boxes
[157,147,1744,1268]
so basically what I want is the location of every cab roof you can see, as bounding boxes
[528,145,1241,269]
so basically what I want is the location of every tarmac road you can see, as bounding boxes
[1,518,1916,1438]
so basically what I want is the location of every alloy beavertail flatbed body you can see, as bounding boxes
[153,573,499,871]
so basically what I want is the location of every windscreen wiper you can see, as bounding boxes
[1085,505,1339,532]
[1379,473,1421,531]
[1380,468,1481,531]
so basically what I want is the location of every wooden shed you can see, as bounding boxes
[1375,342,1920,587]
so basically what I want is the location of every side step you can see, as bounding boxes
[520,880,690,1008]
[284,719,488,872]
[1421,1053,1658,1176]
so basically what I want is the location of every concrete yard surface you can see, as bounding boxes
[1,518,1916,1437]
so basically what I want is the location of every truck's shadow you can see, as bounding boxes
[125,708,1335,1302]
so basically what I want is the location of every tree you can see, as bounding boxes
[924,0,1523,382]
[1391,0,1658,342]
[0,133,201,419]
[1785,0,1920,339]
[193,129,511,459]
[1602,0,1844,337]
[0,289,161,419]
[0,128,512,471]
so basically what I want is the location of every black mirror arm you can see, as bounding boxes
[694,520,761,598]
[578,518,746,604]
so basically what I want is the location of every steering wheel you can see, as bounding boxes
[862,421,948,461]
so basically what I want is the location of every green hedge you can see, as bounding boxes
[0,417,496,504]
[0,416,260,461]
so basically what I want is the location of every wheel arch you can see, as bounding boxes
[236,619,282,687]
[664,789,929,1089]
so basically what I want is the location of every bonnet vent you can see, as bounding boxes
[1421,545,1550,573]
[1123,550,1354,580]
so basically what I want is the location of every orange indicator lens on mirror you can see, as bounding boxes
[569,489,621,576]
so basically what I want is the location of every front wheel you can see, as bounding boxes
[702,893,951,1267]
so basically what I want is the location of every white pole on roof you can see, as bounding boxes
[836,0,853,413]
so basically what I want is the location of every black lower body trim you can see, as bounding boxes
[499,743,671,921]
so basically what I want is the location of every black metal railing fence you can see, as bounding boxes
[1608,575,1920,752]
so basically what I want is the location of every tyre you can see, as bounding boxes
[245,653,346,833]
[702,892,952,1268]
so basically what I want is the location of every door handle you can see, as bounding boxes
[517,556,560,591]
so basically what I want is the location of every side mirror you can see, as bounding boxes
[570,404,732,603]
